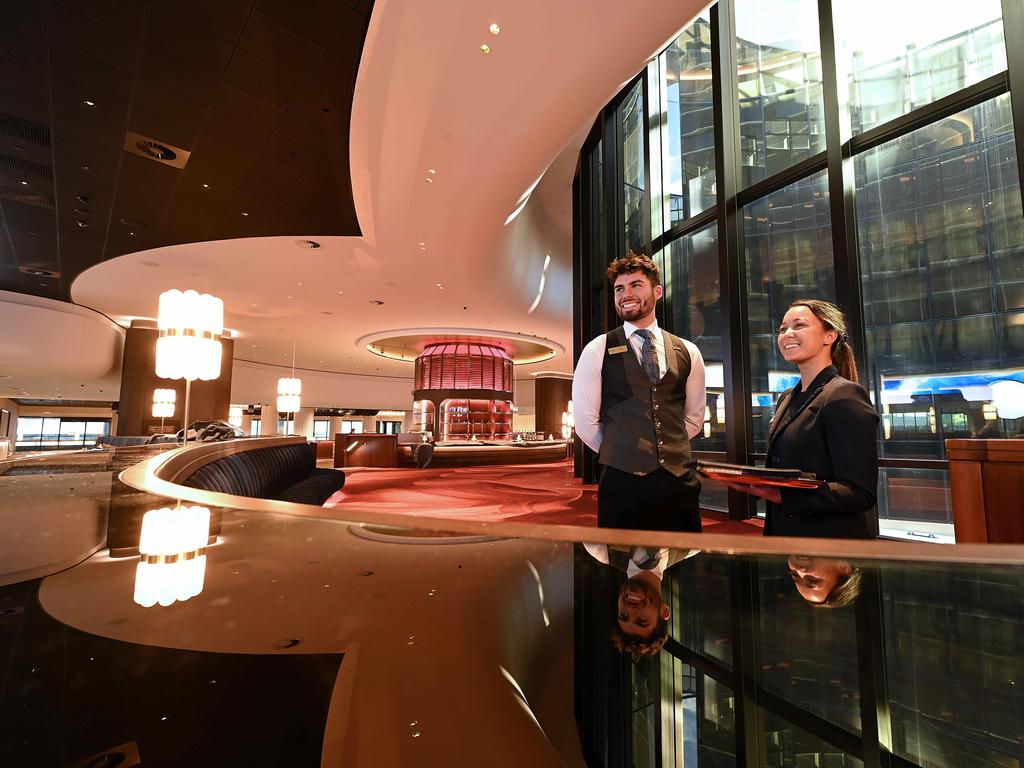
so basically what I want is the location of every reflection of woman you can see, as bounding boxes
[728,300,879,538]
[788,556,861,608]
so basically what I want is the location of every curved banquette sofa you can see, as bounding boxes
[180,439,345,505]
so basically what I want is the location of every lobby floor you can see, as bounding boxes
[321,460,764,534]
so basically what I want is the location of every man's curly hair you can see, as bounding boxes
[606,251,661,288]
[609,614,670,661]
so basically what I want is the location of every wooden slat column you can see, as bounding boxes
[947,439,1024,543]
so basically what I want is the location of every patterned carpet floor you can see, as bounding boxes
[324,461,763,534]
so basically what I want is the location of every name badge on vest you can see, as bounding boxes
[608,345,629,355]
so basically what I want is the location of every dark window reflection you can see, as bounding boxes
[857,94,1024,460]
[744,170,835,452]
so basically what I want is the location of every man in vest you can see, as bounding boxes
[573,252,706,531]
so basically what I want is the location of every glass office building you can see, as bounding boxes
[574,0,1024,531]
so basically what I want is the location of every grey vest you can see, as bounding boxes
[598,326,693,477]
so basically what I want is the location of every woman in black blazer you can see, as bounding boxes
[726,300,880,538]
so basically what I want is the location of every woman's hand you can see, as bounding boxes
[719,478,782,504]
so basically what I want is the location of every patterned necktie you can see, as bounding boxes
[635,329,660,384]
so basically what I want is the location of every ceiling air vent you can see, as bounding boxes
[295,239,321,249]
[123,131,190,169]
[19,265,60,278]
[0,111,51,147]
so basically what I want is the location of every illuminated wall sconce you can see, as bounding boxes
[133,504,211,608]
[152,388,176,418]
[156,289,224,445]
[228,404,244,427]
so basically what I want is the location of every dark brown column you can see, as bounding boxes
[534,375,573,438]
[116,320,234,436]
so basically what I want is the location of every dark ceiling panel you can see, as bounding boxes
[255,0,353,49]
[0,0,45,70]
[44,1,141,76]
[150,0,253,45]
[224,10,326,108]
[0,0,371,301]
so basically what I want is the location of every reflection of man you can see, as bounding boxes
[573,252,706,532]
[787,555,861,608]
[584,543,698,659]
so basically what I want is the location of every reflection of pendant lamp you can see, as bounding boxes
[153,388,176,433]
[155,289,224,446]
[276,342,301,434]
[991,380,1024,420]
[152,388,176,418]
[133,504,210,608]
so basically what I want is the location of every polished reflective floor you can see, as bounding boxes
[1,450,1022,767]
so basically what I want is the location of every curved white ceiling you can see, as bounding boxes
[70,0,704,388]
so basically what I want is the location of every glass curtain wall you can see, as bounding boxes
[573,0,1024,530]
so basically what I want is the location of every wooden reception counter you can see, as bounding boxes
[334,433,398,468]
[947,438,1024,543]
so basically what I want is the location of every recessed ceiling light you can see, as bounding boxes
[82,99,96,107]
[241,211,249,216]
[427,169,436,175]
[369,300,384,305]
[425,177,432,183]
[202,183,209,189]
[295,239,321,249]
[489,23,500,35]
[480,44,491,54]
[337,290,343,294]
[19,180,28,186]
[77,221,88,228]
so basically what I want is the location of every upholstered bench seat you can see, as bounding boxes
[183,442,345,505]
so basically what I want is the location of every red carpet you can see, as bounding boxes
[324,461,763,534]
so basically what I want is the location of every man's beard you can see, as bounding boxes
[615,294,655,322]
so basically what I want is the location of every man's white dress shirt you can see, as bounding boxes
[572,319,706,454]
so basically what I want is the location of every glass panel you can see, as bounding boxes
[40,417,61,449]
[761,708,865,768]
[658,223,725,455]
[662,661,737,767]
[835,0,1007,135]
[735,0,826,187]
[15,417,43,449]
[660,13,715,230]
[881,562,1024,767]
[84,421,109,440]
[857,94,1024,460]
[744,170,834,452]
[668,552,733,668]
[59,421,86,448]
[250,419,261,436]
[877,467,953,530]
[313,420,330,440]
[622,79,646,254]
[759,558,862,734]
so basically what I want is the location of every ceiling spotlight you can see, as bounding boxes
[369,300,384,305]
[202,183,209,189]
[480,44,491,54]
[241,211,249,216]
[425,177,432,183]
[19,180,28,186]
[489,23,500,34]
[427,169,436,175]
[77,221,88,228]
[82,99,96,107]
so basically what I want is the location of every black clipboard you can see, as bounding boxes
[696,460,826,489]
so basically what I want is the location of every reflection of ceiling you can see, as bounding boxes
[0,0,371,301]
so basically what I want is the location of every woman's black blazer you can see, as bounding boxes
[764,367,880,539]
